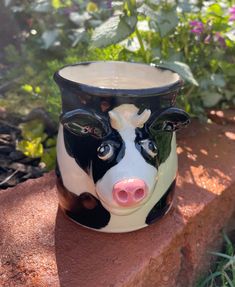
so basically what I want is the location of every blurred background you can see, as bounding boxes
[0,0,235,188]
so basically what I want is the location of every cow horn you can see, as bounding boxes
[132,109,151,128]
[108,110,123,130]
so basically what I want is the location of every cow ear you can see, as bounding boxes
[61,109,110,139]
[149,107,190,132]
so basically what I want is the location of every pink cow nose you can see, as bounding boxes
[112,179,147,207]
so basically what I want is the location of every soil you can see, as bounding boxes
[0,108,44,189]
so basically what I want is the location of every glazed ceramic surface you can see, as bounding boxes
[54,61,190,233]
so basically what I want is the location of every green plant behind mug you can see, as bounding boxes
[1,0,235,169]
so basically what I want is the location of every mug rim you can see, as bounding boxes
[53,61,184,97]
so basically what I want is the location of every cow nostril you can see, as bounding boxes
[113,179,147,206]
[134,188,145,201]
[117,190,128,202]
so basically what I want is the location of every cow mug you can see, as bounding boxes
[54,61,190,233]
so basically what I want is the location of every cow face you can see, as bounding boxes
[60,104,189,216]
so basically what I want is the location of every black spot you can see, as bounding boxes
[135,125,173,167]
[57,178,110,229]
[153,131,173,165]
[63,127,125,183]
[145,179,176,225]
[135,127,158,167]
[135,109,176,165]
[92,134,125,183]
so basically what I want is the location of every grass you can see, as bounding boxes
[197,231,235,287]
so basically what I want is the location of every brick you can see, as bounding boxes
[0,117,235,287]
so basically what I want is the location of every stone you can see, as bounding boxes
[9,150,25,161]
[0,118,235,287]
[0,145,14,154]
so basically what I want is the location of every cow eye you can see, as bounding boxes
[97,143,114,160]
[140,139,158,158]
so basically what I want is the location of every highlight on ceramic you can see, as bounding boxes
[54,61,190,233]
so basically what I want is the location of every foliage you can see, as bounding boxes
[16,119,56,170]
[91,15,137,47]
[17,137,43,158]
[1,0,235,169]
[197,231,235,287]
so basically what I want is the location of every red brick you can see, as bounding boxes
[207,108,235,125]
[0,117,235,287]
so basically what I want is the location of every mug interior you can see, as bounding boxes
[58,62,180,90]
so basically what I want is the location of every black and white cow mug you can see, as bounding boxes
[54,61,190,233]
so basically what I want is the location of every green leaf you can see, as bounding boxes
[211,74,226,88]
[17,138,43,158]
[120,37,140,52]
[31,1,51,13]
[4,44,20,63]
[219,61,235,77]
[199,78,212,90]
[197,271,222,287]
[137,3,157,20]
[86,1,98,12]
[178,1,192,13]
[69,12,91,26]
[91,15,137,48]
[151,47,161,59]
[45,137,57,148]
[224,90,234,100]
[19,120,45,141]
[139,5,179,37]
[226,30,235,42]
[111,1,123,9]
[209,251,235,262]
[207,3,223,17]
[222,272,234,287]
[148,0,161,6]
[52,0,72,9]
[202,92,223,108]
[167,51,183,62]
[22,84,33,93]
[157,9,178,37]
[88,20,102,28]
[137,20,151,32]
[70,28,88,47]
[158,61,198,86]
[41,30,59,49]
[136,0,145,7]
[41,147,56,170]
[52,0,62,9]
[35,86,41,94]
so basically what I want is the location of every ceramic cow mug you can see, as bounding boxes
[54,61,190,233]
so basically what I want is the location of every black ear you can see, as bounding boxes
[61,109,110,139]
[149,107,190,133]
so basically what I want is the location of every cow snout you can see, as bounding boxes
[112,179,147,207]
